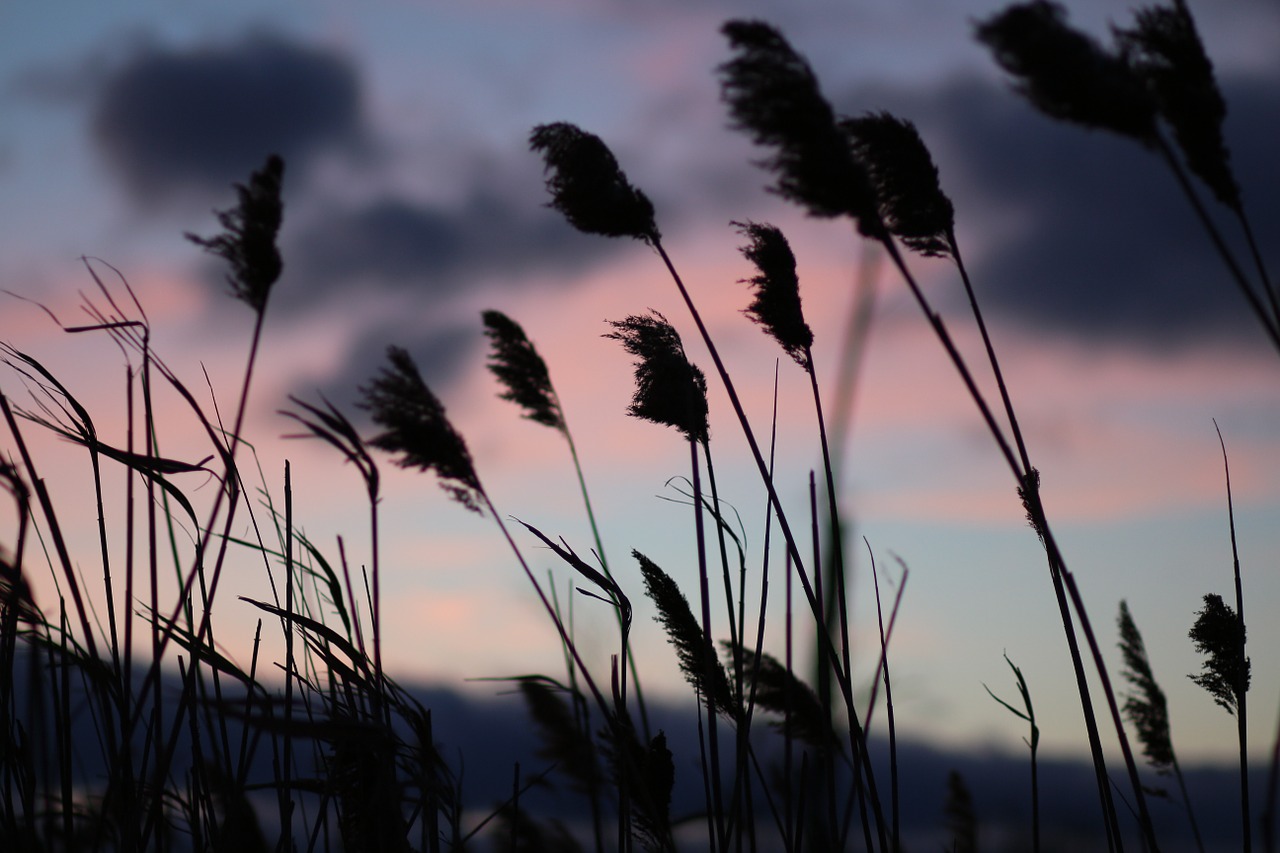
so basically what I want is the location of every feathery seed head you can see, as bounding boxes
[1117,601,1175,773]
[185,154,285,314]
[733,221,813,367]
[482,310,564,431]
[723,641,834,746]
[1115,1,1239,208]
[841,113,956,258]
[719,20,884,235]
[976,2,1158,144]
[359,346,483,513]
[529,122,659,242]
[1188,592,1249,715]
[605,312,709,444]
[635,550,735,716]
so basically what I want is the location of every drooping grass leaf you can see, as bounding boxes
[516,520,630,633]
[282,392,379,503]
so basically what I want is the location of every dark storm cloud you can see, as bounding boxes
[835,74,1279,351]
[278,190,611,312]
[91,34,361,202]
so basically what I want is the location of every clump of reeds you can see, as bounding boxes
[2,6,1275,853]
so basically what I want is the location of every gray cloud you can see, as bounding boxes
[277,189,612,313]
[260,179,622,403]
[91,33,362,203]
[835,73,1280,352]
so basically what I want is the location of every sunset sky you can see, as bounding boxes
[3,0,1279,767]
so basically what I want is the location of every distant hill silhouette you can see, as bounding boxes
[8,648,1257,851]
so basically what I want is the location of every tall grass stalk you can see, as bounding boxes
[483,310,652,735]
[1214,421,1251,851]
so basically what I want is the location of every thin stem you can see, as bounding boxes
[804,349,853,733]
[1170,755,1207,853]
[885,230,1148,849]
[1264,701,1280,853]
[1153,134,1280,353]
[1231,207,1280,336]
[1216,421,1251,853]
[692,439,726,852]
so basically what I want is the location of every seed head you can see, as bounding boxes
[1187,592,1249,715]
[482,310,564,431]
[1115,0,1239,209]
[635,550,735,715]
[1117,601,1175,774]
[529,122,658,242]
[360,346,483,513]
[733,221,812,367]
[186,154,285,314]
[842,113,955,258]
[976,1,1158,144]
[605,312,709,444]
[719,20,883,235]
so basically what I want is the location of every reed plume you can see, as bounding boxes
[841,113,955,258]
[724,641,833,748]
[1118,600,1174,773]
[482,310,564,431]
[634,550,734,718]
[517,677,603,795]
[604,312,709,445]
[1115,0,1238,209]
[359,346,483,513]
[975,1,1158,144]
[944,771,978,853]
[185,154,285,314]
[1119,600,1206,850]
[1189,592,1249,715]
[719,20,882,234]
[733,221,813,368]
[529,122,658,242]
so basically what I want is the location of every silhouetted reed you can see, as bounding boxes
[185,155,285,315]
[530,123,658,242]
[979,0,1280,353]
[719,21,882,233]
[1119,600,1205,852]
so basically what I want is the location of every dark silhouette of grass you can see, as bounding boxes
[1,5,1274,852]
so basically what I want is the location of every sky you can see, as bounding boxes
[2,0,1279,769]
